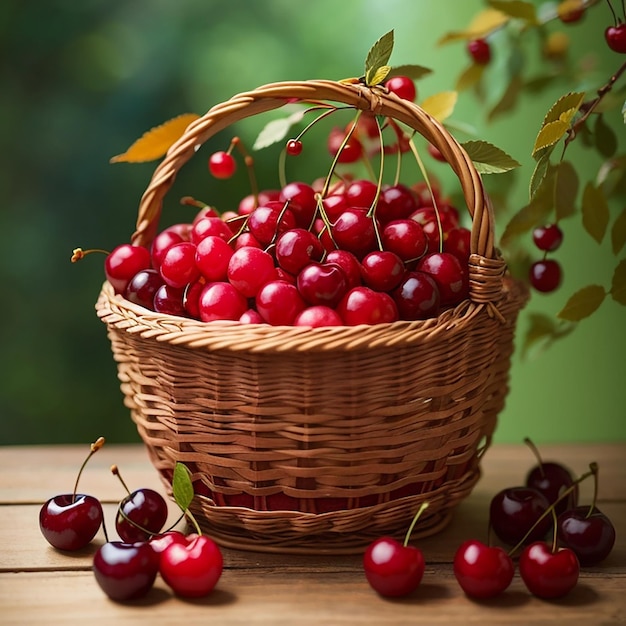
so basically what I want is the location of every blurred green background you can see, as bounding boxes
[1,0,624,446]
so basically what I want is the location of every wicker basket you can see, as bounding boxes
[96,79,528,554]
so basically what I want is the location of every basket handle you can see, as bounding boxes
[131,80,504,303]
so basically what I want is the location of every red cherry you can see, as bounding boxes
[385,75,417,101]
[382,219,428,263]
[294,305,343,327]
[327,127,363,163]
[279,182,317,228]
[453,540,515,599]
[198,282,248,322]
[467,38,491,64]
[325,249,363,289]
[532,224,563,251]
[149,530,187,561]
[392,271,440,320]
[525,463,578,516]
[195,235,234,282]
[248,202,297,246]
[558,0,585,23]
[337,286,399,325]
[39,437,105,551]
[416,252,468,307]
[296,263,348,308]
[227,246,278,298]
[150,229,184,272]
[208,151,236,178]
[115,488,169,543]
[529,259,562,293]
[153,284,186,317]
[191,216,233,244]
[275,228,324,275]
[379,184,418,223]
[427,143,446,162]
[256,280,306,325]
[360,250,405,292]
[363,537,425,597]
[331,208,377,259]
[93,541,160,602]
[489,486,552,546]
[105,244,151,294]
[519,541,579,599]
[605,24,626,53]
[159,242,200,289]
[160,534,223,598]
[443,227,471,264]
[286,139,303,156]
[124,269,163,310]
[557,505,616,566]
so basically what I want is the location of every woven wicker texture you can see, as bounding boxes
[96,79,528,553]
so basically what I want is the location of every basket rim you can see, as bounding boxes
[129,78,495,261]
[96,273,528,353]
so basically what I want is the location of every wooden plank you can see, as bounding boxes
[3,501,625,575]
[1,443,623,504]
[1,569,625,626]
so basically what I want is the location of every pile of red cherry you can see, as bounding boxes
[39,439,223,602]
[363,439,616,600]
[96,72,476,328]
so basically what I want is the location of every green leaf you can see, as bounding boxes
[622,99,626,123]
[594,114,618,158]
[365,30,394,86]
[581,182,610,244]
[612,209,626,255]
[461,140,521,174]
[529,152,551,201]
[387,64,432,81]
[532,119,569,157]
[487,74,523,122]
[554,160,578,220]
[611,258,626,305]
[172,462,195,513]
[541,92,586,128]
[487,0,538,24]
[366,65,391,87]
[253,109,306,150]
[557,285,606,321]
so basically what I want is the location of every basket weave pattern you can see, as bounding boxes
[96,80,528,553]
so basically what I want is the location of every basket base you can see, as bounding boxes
[184,467,480,554]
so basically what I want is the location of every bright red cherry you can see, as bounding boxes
[150,229,184,272]
[195,235,234,282]
[279,182,317,228]
[381,219,428,262]
[247,202,297,246]
[191,216,233,244]
[275,228,324,275]
[149,530,187,561]
[453,540,515,599]
[327,127,363,163]
[105,244,151,294]
[227,246,278,297]
[379,184,418,223]
[360,251,405,292]
[529,259,562,293]
[417,252,468,307]
[294,305,343,327]
[532,224,563,251]
[331,208,377,258]
[159,241,200,289]
[519,541,579,599]
[198,282,248,322]
[337,286,399,325]
[325,249,363,290]
[605,24,626,53]
[385,75,417,102]
[256,280,306,325]
[286,139,303,156]
[296,263,348,308]
[93,541,160,602]
[208,151,236,178]
[557,505,616,566]
[160,534,223,598]
[467,38,491,64]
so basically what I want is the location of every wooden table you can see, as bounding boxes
[1,443,624,625]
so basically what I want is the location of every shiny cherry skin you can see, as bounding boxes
[363,536,425,597]
[116,488,169,543]
[416,252,468,307]
[331,208,377,259]
[337,287,399,325]
[39,494,103,551]
[160,534,223,598]
[532,224,563,252]
[557,505,616,566]
[385,75,417,102]
[392,271,440,320]
[453,539,515,599]
[149,530,187,561]
[605,24,626,53]
[525,461,578,515]
[519,541,579,599]
[467,38,491,64]
[489,486,551,546]
[93,541,160,602]
[297,262,348,308]
[105,244,151,294]
[530,259,562,293]
[294,305,343,327]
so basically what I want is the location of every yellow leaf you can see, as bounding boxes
[421,91,458,122]
[455,63,485,92]
[110,113,200,163]
[366,65,391,86]
[532,119,568,157]
[438,8,509,44]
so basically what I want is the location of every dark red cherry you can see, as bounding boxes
[116,488,169,543]
[416,252,468,307]
[525,461,578,515]
[392,271,440,320]
[557,505,616,566]
[529,259,562,293]
[93,541,160,602]
[606,24,626,53]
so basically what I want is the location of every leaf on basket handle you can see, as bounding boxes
[364,30,394,86]
[253,108,307,150]
[461,140,520,174]
[172,462,195,513]
[110,113,200,163]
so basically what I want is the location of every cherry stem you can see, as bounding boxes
[72,436,105,502]
[407,137,444,253]
[184,507,202,536]
[180,196,209,210]
[228,137,259,207]
[70,247,110,263]
[606,0,618,24]
[110,464,132,496]
[507,462,598,557]
[403,501,429,547]
[586,462,600,519]
[367,114,386,251]
[523,437,546,479]
[564,59,626,151]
